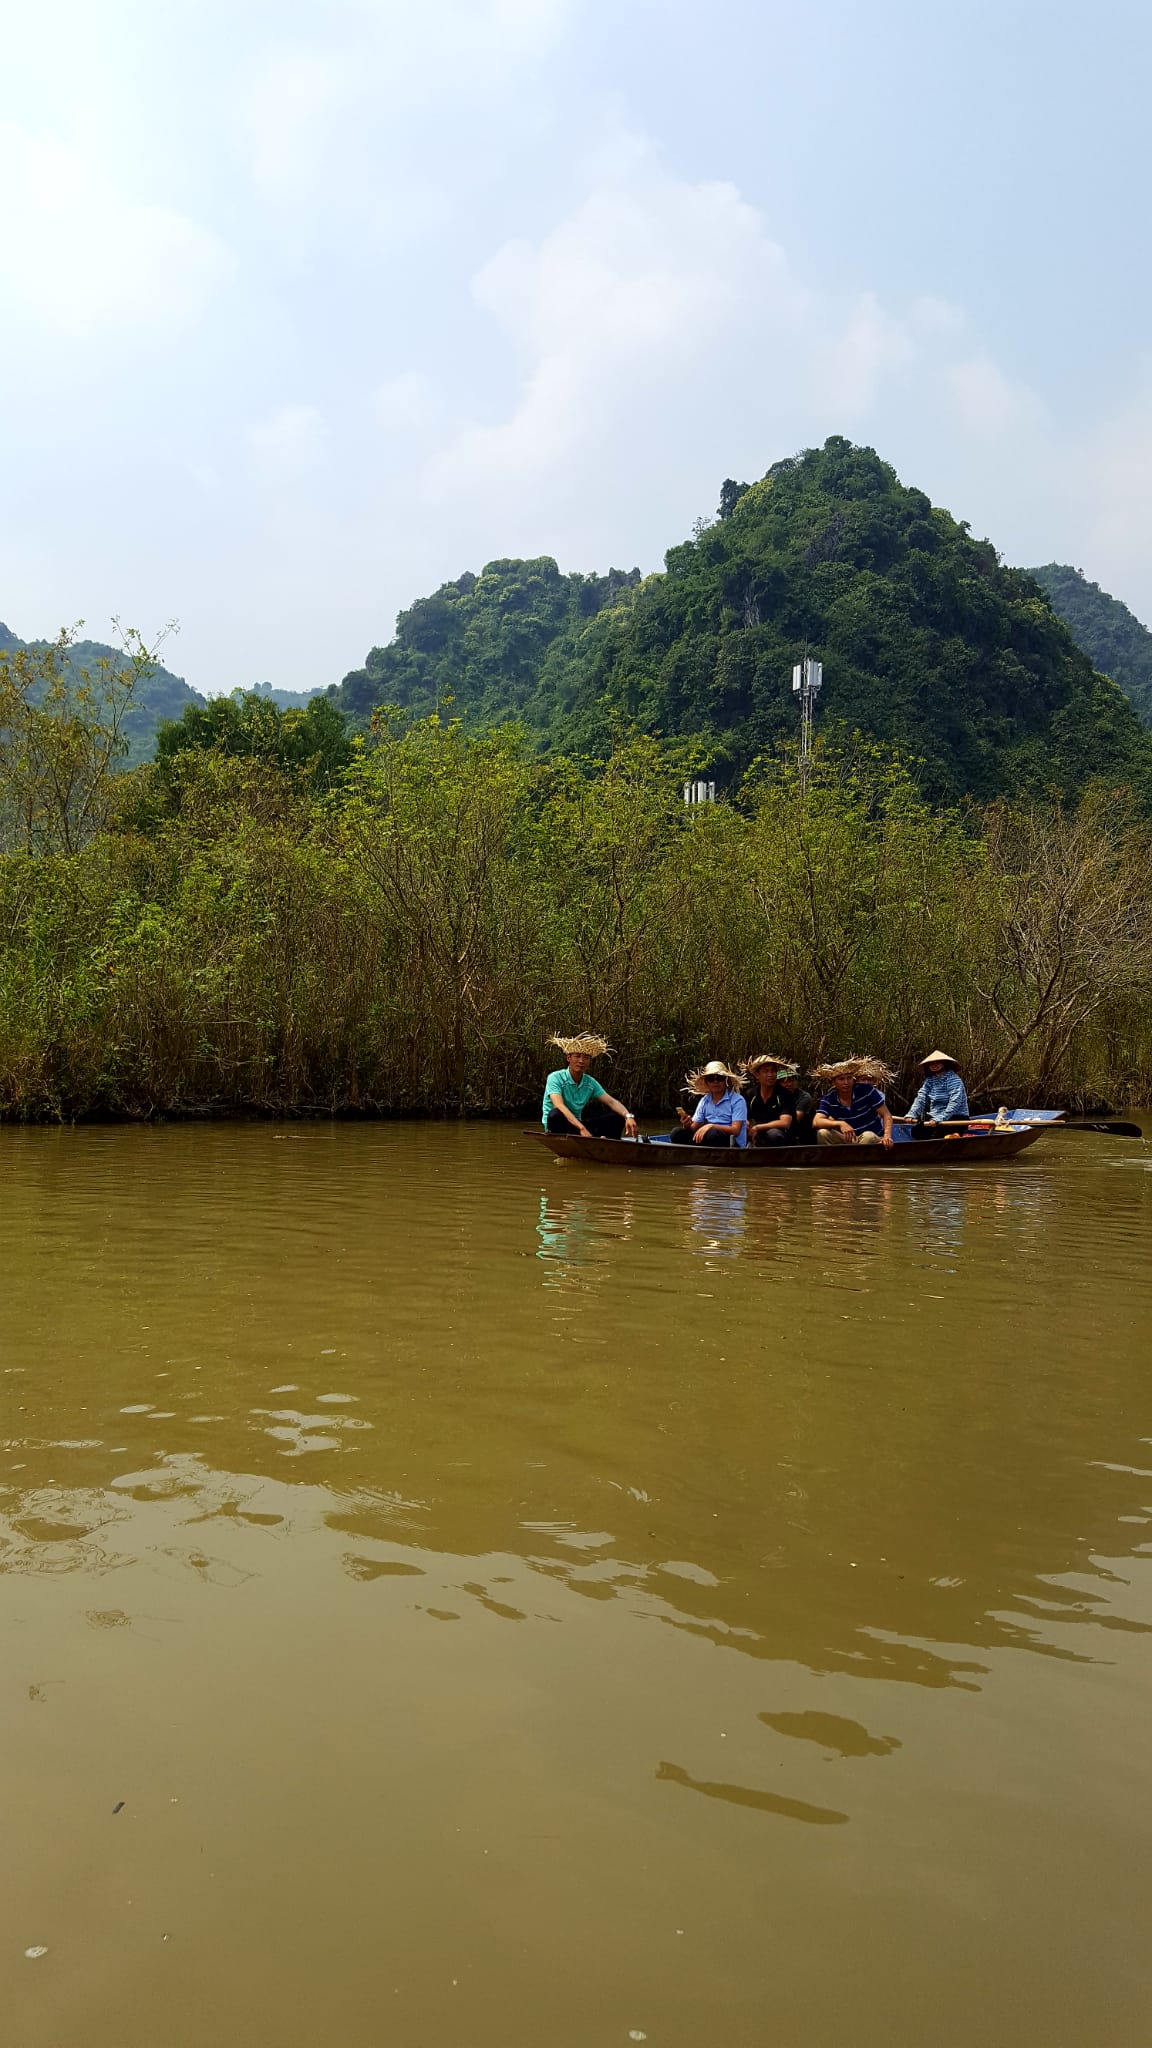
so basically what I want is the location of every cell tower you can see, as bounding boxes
[791,656,823,779]
[683,779,716,807]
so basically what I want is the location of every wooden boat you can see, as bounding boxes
[527,1113,1060,1171]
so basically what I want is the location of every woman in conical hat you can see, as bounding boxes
[906,1050,969,1129]
[669,1060,749,1148]
[542,1034,637,1140]
[811,1056,895,1149]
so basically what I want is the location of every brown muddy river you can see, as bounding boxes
[3,1121,1152,2046]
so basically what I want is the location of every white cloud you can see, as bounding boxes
[238,0,574,209]
[241,47,353,201]
[346,0,572,64]
[946,355,1041,439]
[373,373,442,433]
[246,404,327,481]
[426,142,805,497]
[1050,388,1152,605]
[811,291,916,419]
[0,120,234,342]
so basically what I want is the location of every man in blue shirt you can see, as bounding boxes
[907,1051,969,1128]
[542,1034,637,1139]
[669,1062,749,1147]
[811,1058,895,1148]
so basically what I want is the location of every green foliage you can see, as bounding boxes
[327,557,641,732]
[154,690,354,793]
[327,441,1152,805]
[0,620,200,765]
[247,681,327,711]
[0,625,164,854]
[1026,563,1152,726]
[551,440,1152,802]
[0,721,1150,1120]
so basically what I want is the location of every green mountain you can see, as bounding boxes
[248,680,326,711]
[329,558,641,728]
[329,440,1152,804]
[1025,564,1152,727]
[0,622,204,764]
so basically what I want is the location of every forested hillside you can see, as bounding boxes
[1026,564,1152,726]
[329,559,641,728]
[0,622,203,763]
[329,440,1152,804]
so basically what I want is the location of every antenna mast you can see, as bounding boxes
[791,653,823,785]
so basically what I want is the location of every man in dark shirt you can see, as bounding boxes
[779,1075,814,1141]
[744,1055,800,1146]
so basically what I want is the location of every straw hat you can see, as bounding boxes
[742,1053,798,1077]
[684,1059,745,1094]
[549,1032,611,1060]
[917,1049,957,1068]
[810,1055,896,1086]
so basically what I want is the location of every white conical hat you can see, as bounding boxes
[918,1049,957,1067]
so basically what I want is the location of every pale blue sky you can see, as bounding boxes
[3,0,1150,692]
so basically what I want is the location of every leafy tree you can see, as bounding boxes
[327,557,641,733]
[0,624,165,853]
[324,442,1152,805]
[155,690,353,791]
[0,619,199,764]
[1026,563,1152,725]
[546,439,1152,803]
[717,478,751,519]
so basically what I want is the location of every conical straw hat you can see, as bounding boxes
[917,1049,957,1067]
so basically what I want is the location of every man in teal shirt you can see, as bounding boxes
[542,1034,637,1139]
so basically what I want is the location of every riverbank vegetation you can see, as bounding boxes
[0,704,1149,1120]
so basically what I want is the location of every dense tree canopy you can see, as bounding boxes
[1026,563,1152,727]
[155,689,353,791]
[328,441,1152,805]
[328,558,641,730]
[551,439,1152,801]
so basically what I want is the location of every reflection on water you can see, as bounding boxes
[2,1121,1152,2047]
[685,1176,747,1256]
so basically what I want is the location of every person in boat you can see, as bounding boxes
[670,1062,749,1147]
[542,1034,638,1140]
[742,1055,800,1146]
[906,1050,969,1130]
[811,1057,895,1149]
[776,1065,815,1142]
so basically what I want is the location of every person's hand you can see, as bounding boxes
[881,1133,894,1149]
[692,1124,710,1143]
[624,1114,638,1137]
[676,1106,693,1126]
[840,1123,857,1143]
[576,1125,591,1137]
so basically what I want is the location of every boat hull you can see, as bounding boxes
[526,1128,1049,1169]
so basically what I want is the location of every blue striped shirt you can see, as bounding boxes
[817,1082,886,1135]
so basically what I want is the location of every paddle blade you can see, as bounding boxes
[1061,1120,1145,1139]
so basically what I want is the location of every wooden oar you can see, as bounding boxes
[897,1117,1145,1139]
[1035,1119,1143,1138]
